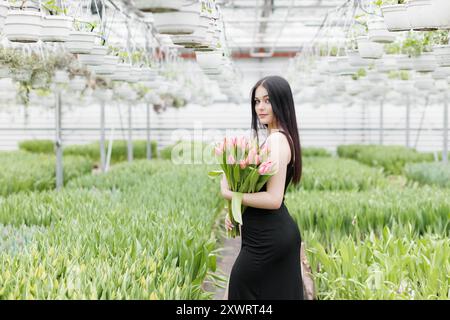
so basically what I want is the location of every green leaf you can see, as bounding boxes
[231,192,243,225]
[207,170,223,179]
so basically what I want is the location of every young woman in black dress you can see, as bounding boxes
[220,75,304,300]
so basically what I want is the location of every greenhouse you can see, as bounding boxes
[0,0,449,301]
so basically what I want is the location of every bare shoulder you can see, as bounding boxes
[266,132,291,165]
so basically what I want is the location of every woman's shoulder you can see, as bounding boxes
[266,132,291,164]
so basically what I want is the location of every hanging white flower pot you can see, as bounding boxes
[78,45,108,66]
[412,52,438,72]
[375,55,398,73]
[54,70,69,84]
[344,79,363,96]
[0,66,10,78]
[336,56,359,75]
[367,17,396,43]
[171,15,209,47]
[134,0,185,13]
[12,69,32,82]
[89,55,119,75]
[396,54,414,70]
[431,67,450,80]
[66,31,97,54]
[195,50,224,71]
[69,76,86,91]
[41,15,72,42]
[434,0,450,29]
[93,89,113,101]
[381,4,411,32]
[111,63,133,82]
[127,67,142,83]
[432,45,450,67]
[346,50,371,67]
[139,67,157,81]
[414,74,435,90]
[0,1,9,28]
[357,36,384,59]
[4,10,42,42]
[153,2,200,35]
[406,0,438,31]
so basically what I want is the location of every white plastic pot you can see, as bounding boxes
[357,37,384,59]
[78,45,108,66]
[54,70,69,84]
[431,67,450,80]
[66,31,97,54]
[396,55,414,70]
[434,0,450,29]
[90,55,120,75]
[4,10,42,42]
[412,52,438,72]
[69,76,86,91]
[111,63,133,82]
[41,15,72,42]
[414,75,435,90]
[0,66,10,78]
[367,17,396,43]
[406,0,438,31]
[171,15,209,47]
[195,50,224,70]
[381,4,411,32]
[336,56,359,75]
[139,67,157,81]
[134,0,185,13]
[433,45,450,67]
[346,50,370,67]
[153,2,200,35]
[0,1,9,28]
[375,55,398,73]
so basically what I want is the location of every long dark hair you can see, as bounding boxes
[250,75,302,185]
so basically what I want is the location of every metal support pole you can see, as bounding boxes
[146,103,152,160]
[406,95,410,148]
[55,90,63,190]
[379,99,384,145]
[127,104,133,162]
[444,93,448,165]
[100,101,106,172]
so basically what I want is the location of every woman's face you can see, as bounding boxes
[254,85,276,126]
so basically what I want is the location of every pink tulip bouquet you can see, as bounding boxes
[208,136,277,238]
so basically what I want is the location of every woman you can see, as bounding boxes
[220,75,303,300]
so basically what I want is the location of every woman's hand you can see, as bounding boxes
[220,175,232,201]
[224,213,234,232]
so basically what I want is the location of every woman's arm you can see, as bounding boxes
[221,132,291,210]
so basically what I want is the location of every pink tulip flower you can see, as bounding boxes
[258,160,274,175]
[227,154,236,164]
[239,159,248,169]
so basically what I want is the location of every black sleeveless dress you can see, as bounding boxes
[228,131,304,300]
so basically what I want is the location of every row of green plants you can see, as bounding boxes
[404,162,450,188]
[305,229,449,300]
[337,144,437,175]
[285,184,449,299]
[0,151,93,197]
[0,160,223,299]
[288,157,388,192]
[19,140,158,164]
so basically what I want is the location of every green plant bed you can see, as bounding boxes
[67,159,172,191]
[302,147,332,158]
[18,139,158,163]
[337,144,435,175]
[0,151,93,196]
[405,162,450,188]
[288,157,388,192]
[0,162,223,299]
[305,230,449,300]
[160,140,216,164]
[285,187,450,244]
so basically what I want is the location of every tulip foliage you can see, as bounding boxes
[208,136,277,238]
